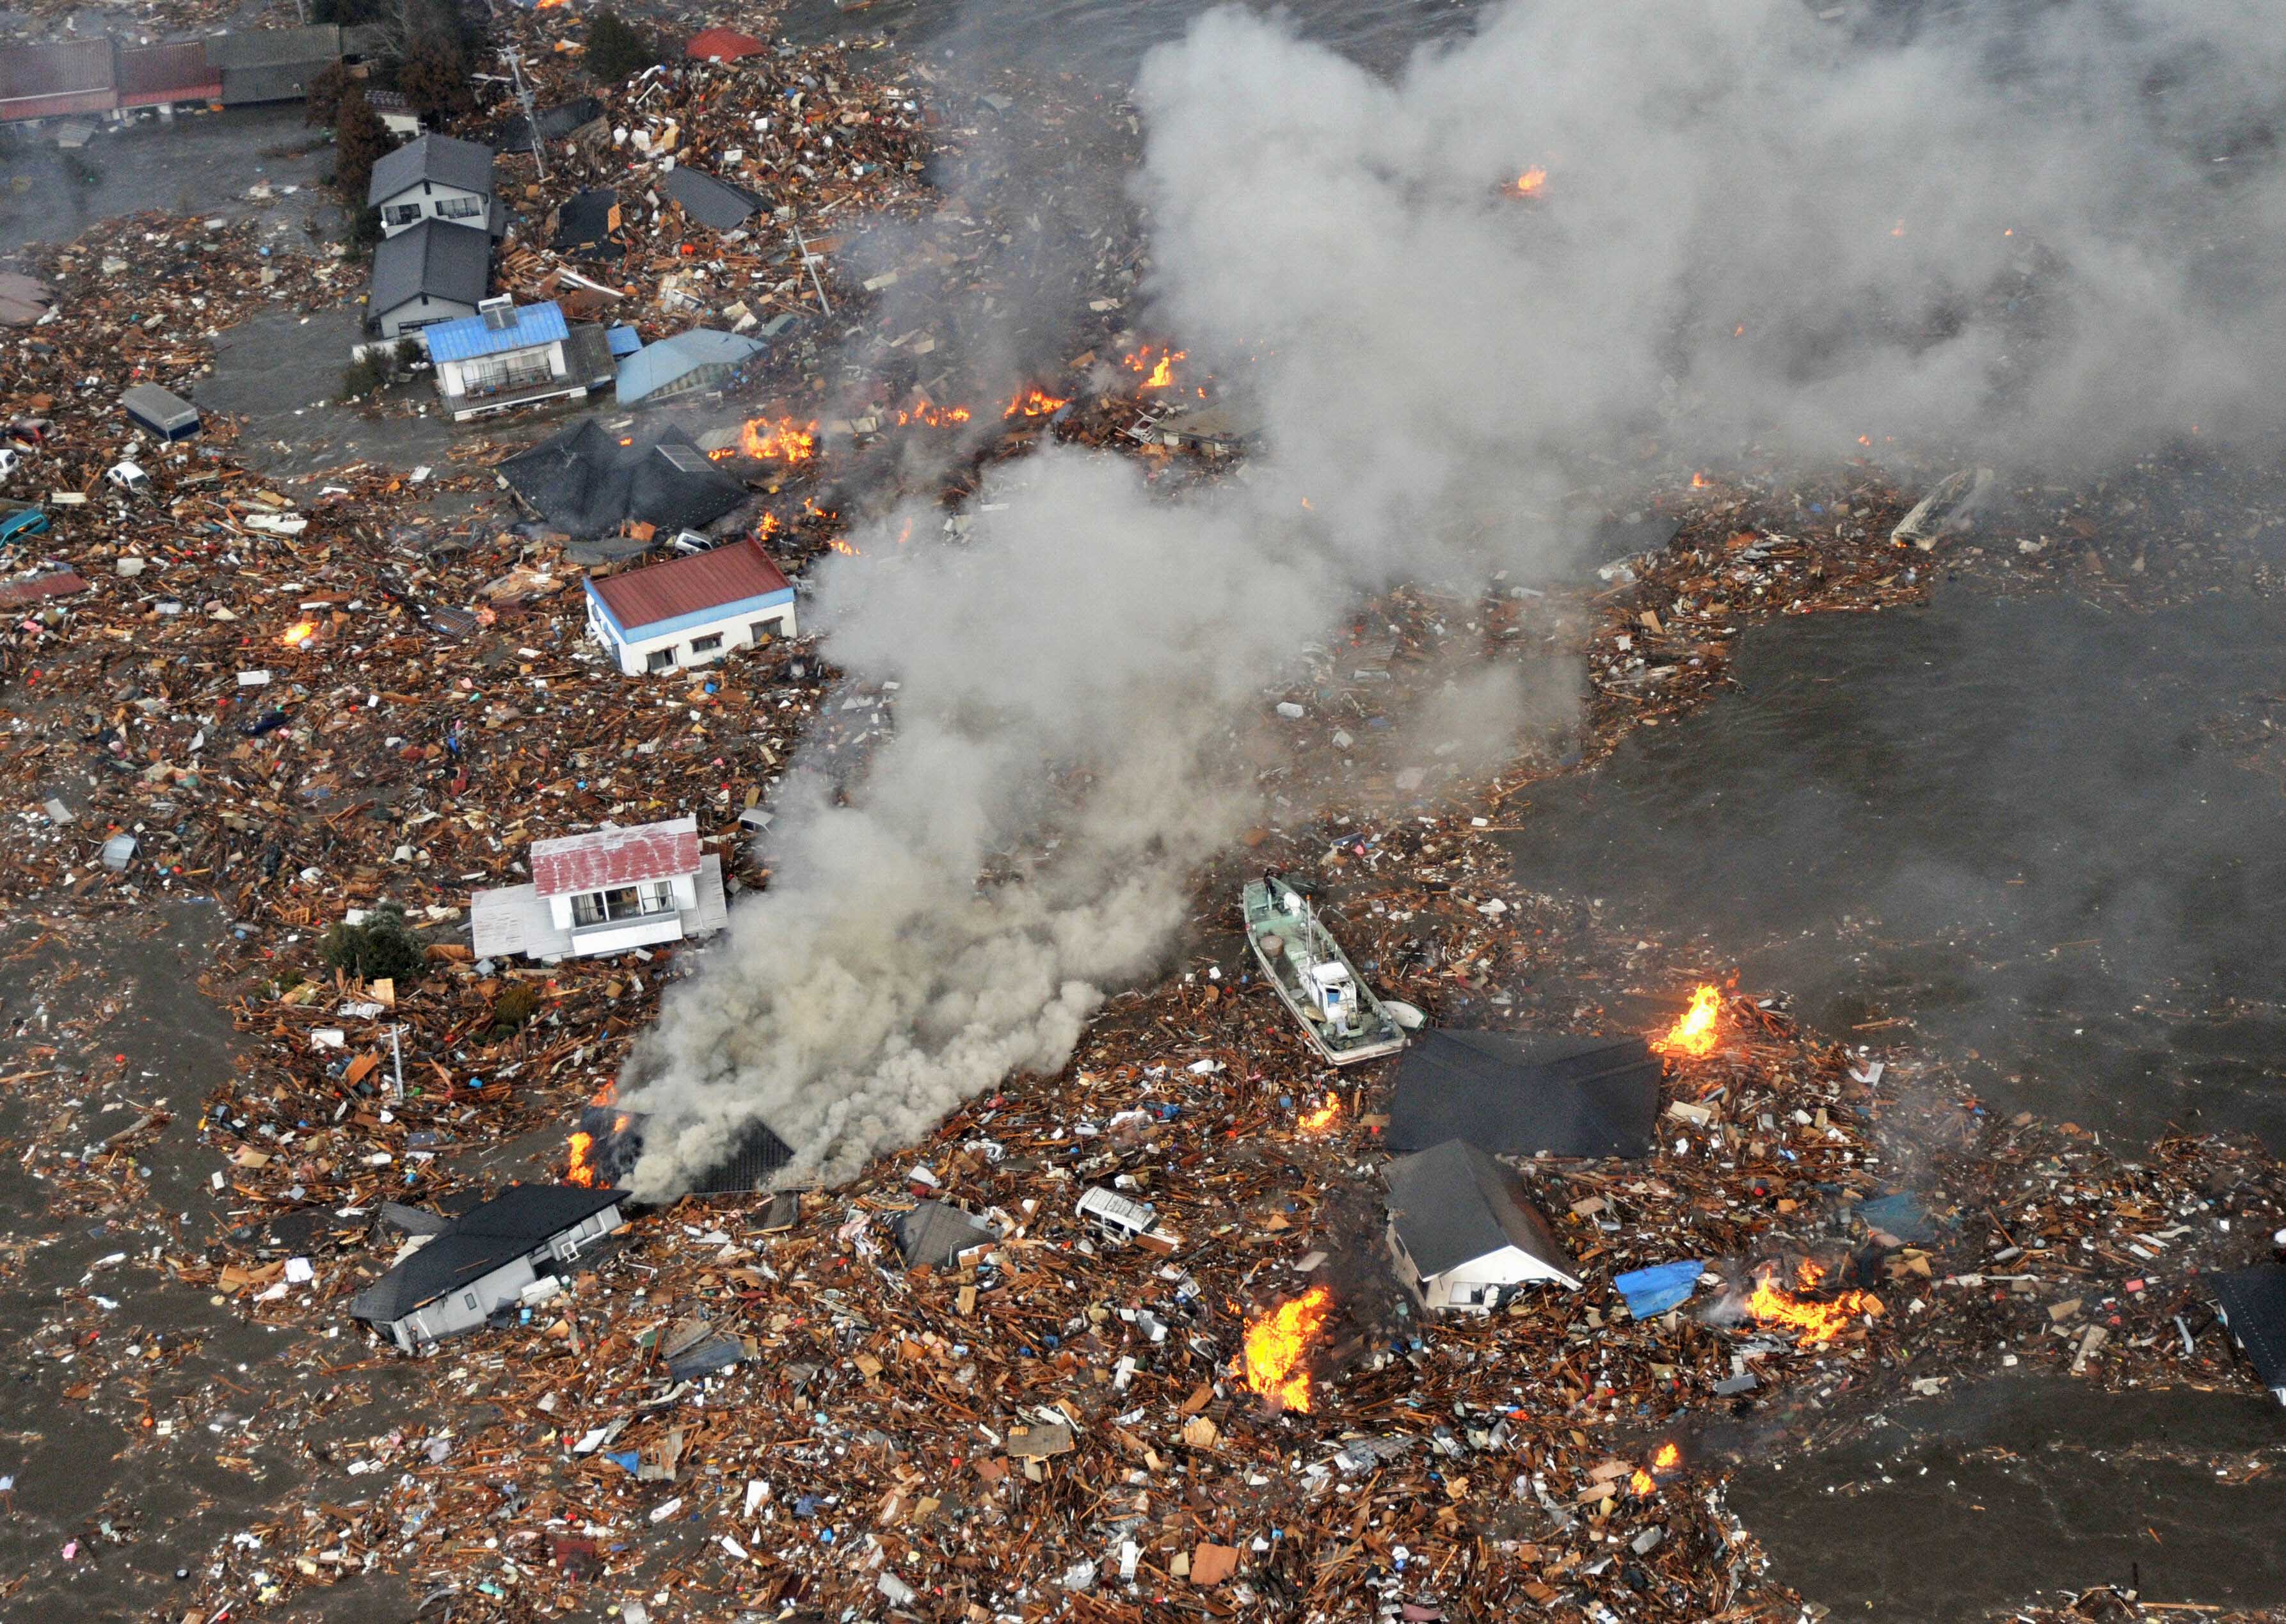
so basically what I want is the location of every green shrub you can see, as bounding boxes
[319,901,426,984]
[492,981,543,1034]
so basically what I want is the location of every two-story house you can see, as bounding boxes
[424,297,602,420]
[368,133,498,237]
[583,534,797,676]
[469,815,730,963]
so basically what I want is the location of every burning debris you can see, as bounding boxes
[1656,984,1724,1058]
[734,415,818,463]
[1745,1260,1883,1346]
[1240,1286,1332,1412]
[1296,1093,1341,1133]
[1511,165,1549,197]
[1004,386,1070,418]
[1121,344,1185,391]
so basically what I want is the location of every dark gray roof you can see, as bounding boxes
[219,61,328,104]
[349,1182,623,1325]
[2213,1267,2286,1390]
[204,24,341,68]
[894,1201,995,1270]
[369,133,497,207]
[120,383,198,433]
[491,95,606,154]
[369,218,490,317]
[1387,1029,1658,1160]
[553,187,620,255]
[574,1103,792,1193]
[659,165,765,233]
[1384,1138,1576,1282]
[500,421,747,539]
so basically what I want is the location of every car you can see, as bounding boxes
[669,529,720,555]
[0,447,20,483]
[0,500,50,546]
[4,417,49,447]
[106,461,151,497]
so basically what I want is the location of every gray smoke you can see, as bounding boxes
[622,0,2286,1195]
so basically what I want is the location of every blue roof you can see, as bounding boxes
[425,301,570,363]
[605,324,645,358]
[614,327,767,403]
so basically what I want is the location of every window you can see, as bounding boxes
[572,881,676,928]
[689,633,723,655]
[383,203,422,227]
[646,647,677,673]
[750,616,784,644]
[460,352,554,396]
[463,1293,478,1310]
[435,195,482,220]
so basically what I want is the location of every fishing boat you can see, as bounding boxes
[1243,873,1409,1065]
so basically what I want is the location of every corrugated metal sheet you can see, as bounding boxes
[0,40,116,121]
[685,26,765,60]
[614,327,766,403]
[115,42,220,106]
[591,536,790,633]
[530,815,698,898]
[0,569,90,609]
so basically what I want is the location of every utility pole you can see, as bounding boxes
[502,48,548,182]
[388,1023,406,1102]
[789,216,832,315]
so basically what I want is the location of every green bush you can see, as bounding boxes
[585,8,664,85]
[492,981,543,1034]
[319,901,426,984]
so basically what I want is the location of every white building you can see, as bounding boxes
[469,815,729,962]
[424,298,596,421]
[1384,1138,1581,1314]
[350,1184,624,1352]
[368,133,497,238]
[584,535,797,676]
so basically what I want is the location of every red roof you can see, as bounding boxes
[589,536,790,633]
[0,569,89,610]
[0,40,116,122]
[685,26,766,60]
[116,43,221,107]
[531,816,699,898]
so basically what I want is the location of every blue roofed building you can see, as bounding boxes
[427,297,612,422]
[615,326,768,406]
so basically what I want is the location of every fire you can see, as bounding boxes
[1691,472,1710,489]
[1654,1441,1681,1470]
[1122,346,1185,391]
[829,537,861,557]
[1629,1467,1656,1495]
[566,1130,596,1186]
[1746,1260,1880,1346]
[1514,166,1548,196]
[1004,386,1069,418]
[1656,985,1723,1058]
[280,620,319,649]
[1240,1286,1331,1412]
[737,416,817,462]
[1297,1094,1341,1133]
[893,403,972,427]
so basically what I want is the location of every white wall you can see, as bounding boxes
[592,598,799,678]
[376,295,479,341]
[436,340,568,397]
[377,182,492,237]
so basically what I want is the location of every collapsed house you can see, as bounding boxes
[470,813,728,962]
[614,327,769,406]
[497,421,748,540]
[659,164,768,235]
[349,1183,626,1351]
[1385,1028,1659,1159]
[893,1201,998,1270]
[1384,1138,1581,1313]
[573,1106,794,1195]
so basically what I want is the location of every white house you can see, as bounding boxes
[367,218,490,341]
[350,1184,624,1352]
[1384,1138,1581,1314]
[368,133,497,238]
[584,535,797,676]
[469,815,729,962]
[422,298,595,420]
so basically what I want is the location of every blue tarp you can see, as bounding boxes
[605,324,644,358]
[1613,1259,1703,1319]
[1858,1192,1934,1242]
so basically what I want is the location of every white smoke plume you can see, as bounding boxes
[622,0,2286,1195]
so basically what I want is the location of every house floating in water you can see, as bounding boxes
[471,813,729,963]
[2211,1266,2286,1406]
[120,383,200,441]
[369,132,499,238]
[426,297,612,421]
[367,217,492,340]
[584,534,797,676]
[1386,1028,1659,1160]
[350,1182,625,1351]
[1384,1137,1581,1314]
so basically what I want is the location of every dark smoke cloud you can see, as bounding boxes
[622,0,2286,1194]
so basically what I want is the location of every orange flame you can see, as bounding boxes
[1004,386,1069,418]
[280,620,319,649]
[1691,472,1710,489]
[1515,166,1548,196]
[1656,985,1722,1058]
[892,403,972,427]
[566,1130,597,1186]
[1654,1441,1681,1470]
[1240,1286,1331,1412]
[1629,1467,1656,1495]
[829,537,861,557]
[1123,346,1185,391]
[737,416,817,462]
[1746,1261,1880,1346]
[1297,1094,1340,1133]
